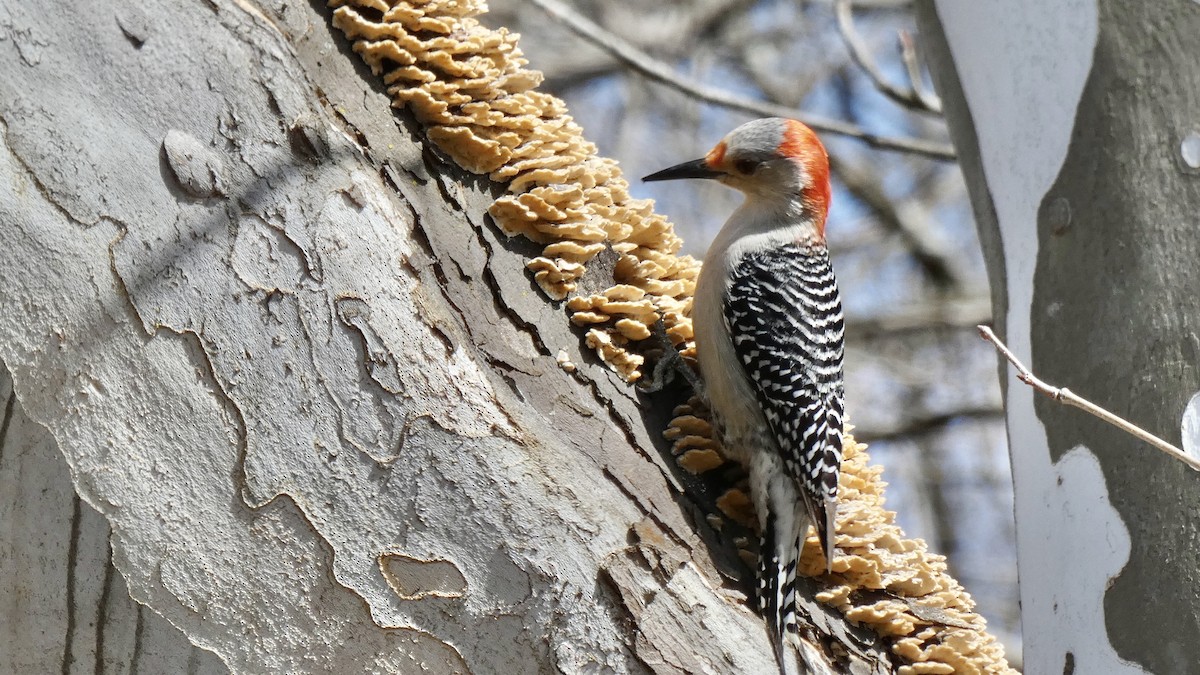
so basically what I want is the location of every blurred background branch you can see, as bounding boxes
[834,0,942,113]
[528,0,955,159]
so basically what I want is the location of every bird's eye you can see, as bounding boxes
[733,158,759,174]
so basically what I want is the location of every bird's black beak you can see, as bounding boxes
[642,158,722,182]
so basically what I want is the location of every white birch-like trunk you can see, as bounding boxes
[918,2,1200,673]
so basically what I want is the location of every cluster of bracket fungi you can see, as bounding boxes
[328,1,1014,672]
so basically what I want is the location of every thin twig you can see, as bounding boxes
[897,30,943,113]
[977,325,1200,472]
[834,0,942,114]
[528,0,956,161]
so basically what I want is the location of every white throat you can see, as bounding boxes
[706,196,824,274]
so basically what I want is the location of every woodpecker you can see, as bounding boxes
[644,118,844,668]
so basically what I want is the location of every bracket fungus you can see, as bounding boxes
[330,0,696,384]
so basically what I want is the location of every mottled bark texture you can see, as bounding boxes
[0,1,891,672]
[1032,5,1200,669]
[0,367,230,674]
[919,0,1200,672]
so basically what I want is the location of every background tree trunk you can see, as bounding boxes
[0,1,893,672]
[918,1,1200,673]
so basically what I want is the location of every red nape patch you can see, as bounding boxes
[705,141,727,170]
[779,120,832,236]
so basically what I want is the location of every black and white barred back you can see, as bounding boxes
[723,240,845,645]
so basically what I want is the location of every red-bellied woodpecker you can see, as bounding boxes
[644,118,844,669]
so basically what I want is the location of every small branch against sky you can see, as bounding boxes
[897,30,943,113]
[978,325,1200,472]
[854,404,1003,443]
[834,0,943,114]
[528,0,956,160]
[848,296,990,340]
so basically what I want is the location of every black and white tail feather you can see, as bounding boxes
[726,242,845,673]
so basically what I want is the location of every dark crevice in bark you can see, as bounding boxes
[130,606,144,675]
[94,551,116,675]
[0,380,15,466]
[62,495,83,675]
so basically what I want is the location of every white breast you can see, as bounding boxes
[692,199,824,465]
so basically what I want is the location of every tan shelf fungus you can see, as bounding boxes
[327,1,1016,673]
[331,0,697,385]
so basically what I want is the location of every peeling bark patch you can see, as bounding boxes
[334,295,413,402]
[1181,131,1200,171]
[379,552,467,600]
[162,130,226,199]
[9,18,51,67]
[115,7,151,50]
[1182,392,1200,460]
[1,107,106,226]
[231,215,308,292]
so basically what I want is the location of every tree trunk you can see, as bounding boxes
[0,1,901,672]
[917,2,1200,673]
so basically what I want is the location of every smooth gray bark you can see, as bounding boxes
[918,1,1200,672]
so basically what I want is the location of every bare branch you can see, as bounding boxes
[854,405,1002,443]
[847,296,991,340]
[978,326,1200,472]
[834,0,942,114]
[830,0,940,113]
[528,0,956,160]
[897,30,943,112]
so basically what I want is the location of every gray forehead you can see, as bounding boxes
[722,118,787,158]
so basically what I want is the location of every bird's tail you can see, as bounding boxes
[801,487,837,576]
[816,420,842,575]
[760,506,808,675]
